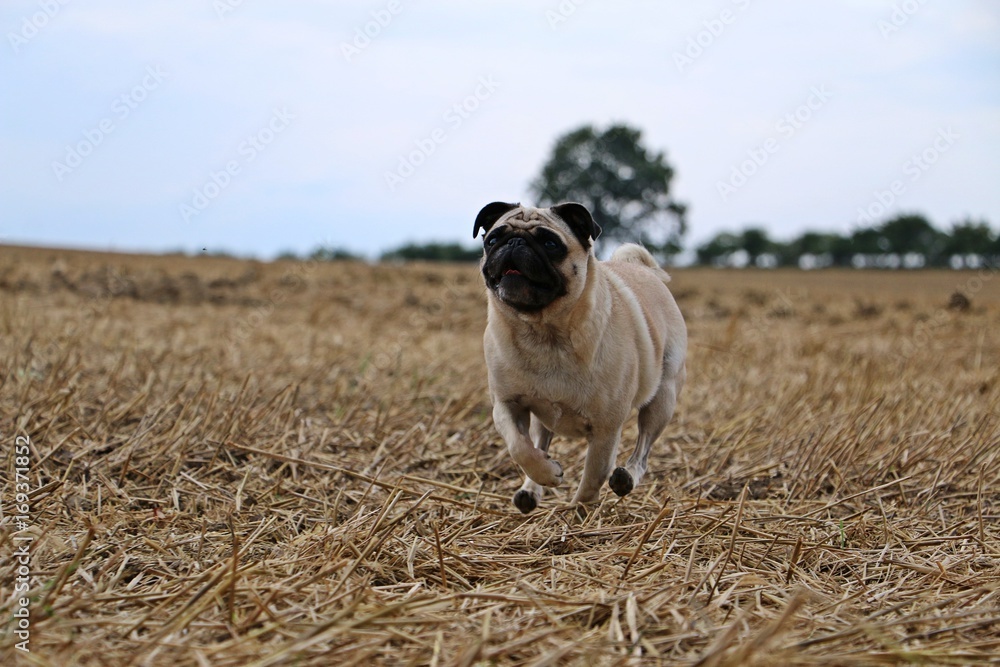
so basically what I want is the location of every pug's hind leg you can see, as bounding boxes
[610,365,684,497]
[573,428,622,506]
[513,415,553,513]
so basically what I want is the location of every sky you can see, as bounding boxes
[2,0,999,260]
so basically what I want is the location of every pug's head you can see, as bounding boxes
[473,202,602,313]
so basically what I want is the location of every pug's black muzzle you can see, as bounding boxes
[483,235,566,312]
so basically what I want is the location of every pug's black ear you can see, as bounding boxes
[474,202,520,238]
[550,202,602,248]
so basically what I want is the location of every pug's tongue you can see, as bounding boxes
[503,268,522,276]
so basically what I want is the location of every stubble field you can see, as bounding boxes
[1,244,999,666]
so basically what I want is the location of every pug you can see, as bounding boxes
[474,202,687,513]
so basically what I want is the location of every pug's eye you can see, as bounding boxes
[487,235,500,247]
[543,239,558,250]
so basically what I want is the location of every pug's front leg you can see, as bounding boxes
[493,402,563,488]
[512,415,554,513]
[571,428,623,506]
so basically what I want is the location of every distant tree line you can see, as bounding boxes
[285,212,998,268]
[280,213,998,268]
[695,214,998,269]
[380,242,480,263]
[275,242,479,263]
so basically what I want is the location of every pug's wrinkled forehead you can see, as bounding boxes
[499,206,556,229]
[474,201,601,250]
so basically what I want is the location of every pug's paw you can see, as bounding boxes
[530,458,563,488]
[608,467,634,497]
[512,489,538,513]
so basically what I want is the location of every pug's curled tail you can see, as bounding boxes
[609,243,671,283]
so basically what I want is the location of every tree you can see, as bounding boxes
[942,219,996,256]
[829,235,854,267]
[878,213,942,259]
[309,246,362,261]
[849,227,885,255]
[695,232,741,266]
[381,242,480,263]
[776,231,845,267]
[796,232,841,256]
[739,228,772,267]
[529,124,687,260]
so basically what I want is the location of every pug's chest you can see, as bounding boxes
[519,395,594,438]
[486,330,624,436]
[492,366,602,438]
